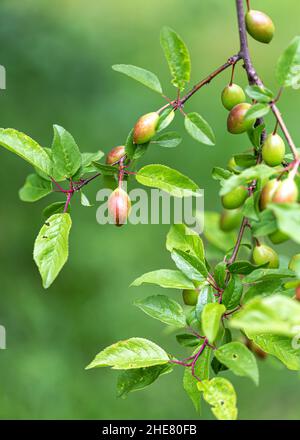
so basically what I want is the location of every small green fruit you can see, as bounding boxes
[272,177,299,204]
[108,187,131,227]
[221,84,246,111]
[262,134,285,167]
[182,289,199,306]
[106,145,126,165]
[133,112,159,144]
[288,254,300,272]
[245,10,275,44]
[268,229,289,244]
[222,186,248,210]
[253,244,279,269]
[259,179,280,210]
[227,103,255,134]
[220,209,243,232]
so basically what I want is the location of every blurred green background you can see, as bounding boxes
[0,0,300,420]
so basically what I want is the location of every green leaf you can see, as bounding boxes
[251,209,277,237]
[230,294,300,337]
[51,125,81,179]
[184,112,215,146]
[80,192,93,207]
[276,36,300,88]
[19,174,52,202]
[0,128,52,175]
[157,108,175,132]
[166,223,205,261]
[228,260,262,275]
[131,269,194,290]
[246,333,300,370]
[220,164,275,196]
[134,295,186,328]
[233,153,256,168]
[245,85,274,103]
[42,202,67,220]
[33,213,72,289]
[151,131,182,148]
[117,364,172,398]
[214,262,227,289]
[243,279,283,302]
[241,193,260,221]
[91,162,119,175]
[86,337,169,370]
[215,342,259,385]
[242,268,295,284]
[136,164,199,197]
[222,275,243,310]
[195,285,215,319]
[212,167,232,182]
[176,333,199,348]
[245,103,270,121]
[112,64,163,94]
[81,151,104,168]
[197,377,238,420]
[269,203,300,244]
[248,123,265,149]
[202,303,226,343]
[203,212,236,252]
[160,26,191,91]
[171,249,208,282]
[183,345,211,412]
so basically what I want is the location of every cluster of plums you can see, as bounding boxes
[106,112,160,226]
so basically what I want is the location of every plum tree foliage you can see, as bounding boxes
[2,0,300,420]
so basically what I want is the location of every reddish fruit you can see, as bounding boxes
[272,178,298,204]
[221,84,246,111]
[252,243,279,269]
[133,112,159,144]
[227,103,255,134]
[182,289,199,306]
[108,187,131,227]
[221,186,248,210]
[259,179,280,210]
[106,145,125,165]
[295,285,300,302]
[245,10,275,44]
[262,134,285,167]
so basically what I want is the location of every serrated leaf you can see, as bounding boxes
[160,26,191,91]
[215,342,258,385]
[276,36,300,88]
[269,203,300,244]
[197,377,237,420]
[136,164,199,197]
[222,275,243,310]
[245,103,270,121]
[73,150,105,178]
[134,295,186,328]
[0,128,52,175]
[19,174,52,202]
[176,333,199,347]
[228,260,263,275]
[117,364,172,398]
[112,64,163,94]
[42,202,67,220]
[243,279,283,303]
[131,269,194,289]
[51,125,81,178]
[80,191,93,207]
[157,108,175,132]
[171,248,208,281]
[86,337,169,370]
[230,294,300,337]
[183,345,211,412]
[219,164,275,196]
[233,153,256,168]
[91,162,119,175]
[212,167,232,182]
[242,268,295,284]
[195,285,215,319]
[202,303,226,343]
[166,223,205,261]
[245,85,274,102]
[246,333,300,370]
[151,131,182,148]
[184,112,215,146]
[33,213,72,289]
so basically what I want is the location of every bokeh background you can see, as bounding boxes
[0,0,300,420]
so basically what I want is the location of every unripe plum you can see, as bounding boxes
[227,103,255,134]
[106,145,126,165]
[262,134,285,167]
[108,187,131,227]
[222,186,248,210]
[221,84,246,111]
[245,10,275,44]
[252,243,279,269]
[133,112,159,144]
